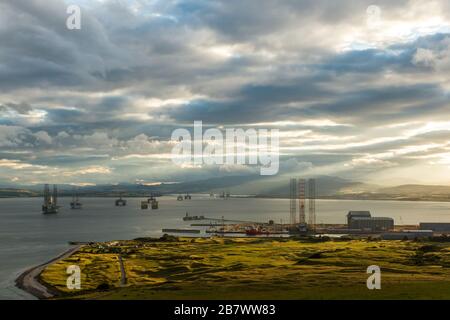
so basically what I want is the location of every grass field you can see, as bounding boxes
[39,236,450,299]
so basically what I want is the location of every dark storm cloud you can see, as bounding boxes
[0,102,33,114]
[168,81,446,125]
[0,0,417,94]
[319,48,415,73]
[168,34,449,126]
[307,84,446,119]
[44,108,87,124]
[1,0,450,184]
[0,0,128,91]
[172,0,409,41]
[31,154,110,167]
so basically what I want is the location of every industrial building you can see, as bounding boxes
[419,223,450,233]
[347,211,394,231]
[347,211,371,225]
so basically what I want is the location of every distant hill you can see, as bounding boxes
[0,188,38,198]
[2,179,450,202]
[377,184,450,195]
[0,175,371,198]
[231,175,367,197]
[368,184,450,201]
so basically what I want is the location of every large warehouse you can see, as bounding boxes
[347,211,394,231]
[347,211,371,225]
[420,223,450,233]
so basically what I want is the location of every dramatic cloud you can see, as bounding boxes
[0,0,450,185]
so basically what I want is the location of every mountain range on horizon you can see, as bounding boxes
[2,175,450,202]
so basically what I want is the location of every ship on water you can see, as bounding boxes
[42,184,58,214]
[183,212,205,221]
[245,226,269,236]
[143,194,159,209]
[70,188,82,209]
[219,191,230,199]
[115,194,127,206]
[141,201,148,209]
[147,194,155,203]
[151,198,159,209]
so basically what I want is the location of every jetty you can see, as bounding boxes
[162,229,200,234]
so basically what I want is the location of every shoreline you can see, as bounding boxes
[2,195,450,203]
[15,245,82,299]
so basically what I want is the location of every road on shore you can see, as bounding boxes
[15,245,82,299]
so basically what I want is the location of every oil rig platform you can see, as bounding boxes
[42,184,58,214]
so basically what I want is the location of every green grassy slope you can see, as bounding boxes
[40,237,450,300]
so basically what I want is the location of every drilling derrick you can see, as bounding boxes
[289,178,297,225]
[53,184,58,206]
[42,184,58,214]
[298,179,306,224]
[308,178,316,230]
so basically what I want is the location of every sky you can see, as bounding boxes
[1,0,450,186]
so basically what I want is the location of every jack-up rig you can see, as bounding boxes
[289,178,316,234]
[115,193,127,206]
[42,184,58,214]
[70,187,82,209]
[142,193,159,209]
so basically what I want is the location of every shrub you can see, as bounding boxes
[96,283,110,291]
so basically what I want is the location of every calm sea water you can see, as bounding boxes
[1,196,450,299]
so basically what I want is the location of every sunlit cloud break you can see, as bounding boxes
[0,0,450,185]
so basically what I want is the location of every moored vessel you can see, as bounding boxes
[70,188,82,209]
[115,194,127,206]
